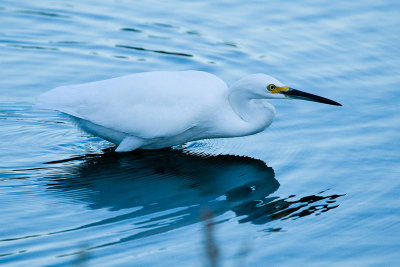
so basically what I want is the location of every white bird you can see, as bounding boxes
[37,71,341,152]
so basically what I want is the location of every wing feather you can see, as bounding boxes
[37,71,228,139]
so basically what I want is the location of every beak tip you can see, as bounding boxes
[332,101,342,106]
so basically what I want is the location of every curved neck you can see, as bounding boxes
[228,89,275,136]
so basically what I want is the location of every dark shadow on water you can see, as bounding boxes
[42,149,343,252]
[45,149,279,214]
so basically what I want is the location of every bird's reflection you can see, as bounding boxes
[44,149,342,245]
[46,149,279,213]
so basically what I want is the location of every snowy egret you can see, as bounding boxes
[37,71,341,152]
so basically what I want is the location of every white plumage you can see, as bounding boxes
[37,70,340,152]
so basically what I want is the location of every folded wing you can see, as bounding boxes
[37,71,228,139]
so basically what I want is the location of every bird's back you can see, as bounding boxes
[37,71,229,140]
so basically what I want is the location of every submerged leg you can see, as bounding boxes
[115,136,144,152]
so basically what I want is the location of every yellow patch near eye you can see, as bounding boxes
[268,85,290,94]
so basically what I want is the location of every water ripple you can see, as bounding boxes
[16,9,70,18]
[1,0,399,265]
[0,150,342,259]
[115,44,193,57]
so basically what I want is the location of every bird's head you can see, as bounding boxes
[233,74,341,106]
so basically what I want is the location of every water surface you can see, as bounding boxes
[1,0,400,265]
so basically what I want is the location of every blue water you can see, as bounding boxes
[1,0,400,265]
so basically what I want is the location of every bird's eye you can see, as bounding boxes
[267,84,276,92]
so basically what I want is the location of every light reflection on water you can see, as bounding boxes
[1,0,400,265]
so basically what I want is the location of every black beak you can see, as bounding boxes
[281,88,342,106]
